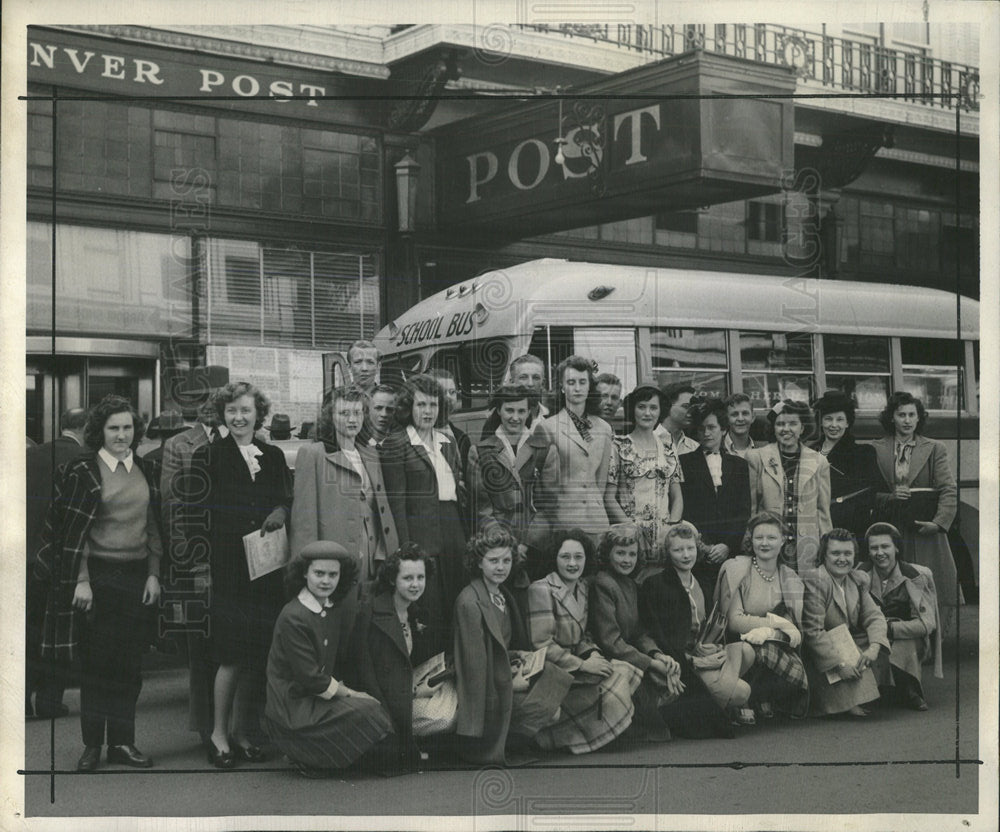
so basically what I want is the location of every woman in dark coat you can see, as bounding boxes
[589,523,682,740]
[453,524,571,764]
[381,374,468,655]
[807,390,881,541]
[351,544,438,769]
[639,523,741,739]
[264,541,393,776]
[189,382,292,768]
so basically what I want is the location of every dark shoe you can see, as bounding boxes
[206,738,236,769]
[905,694,929,712]
[34,704,70,719]
[107,744,153,768]
[233,742,266,763]
[77,746,102,772]
[757,701,775,720]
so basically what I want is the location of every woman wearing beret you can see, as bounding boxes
[744,400,832,573]
[807,390,881,542]
[264,542,393,776]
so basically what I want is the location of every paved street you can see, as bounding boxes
[21,606,981,824]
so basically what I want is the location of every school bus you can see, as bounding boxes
[372,258,980,578]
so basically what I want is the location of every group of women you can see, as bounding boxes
[32,353,958,776]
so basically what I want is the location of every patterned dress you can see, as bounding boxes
[609,434,680,567]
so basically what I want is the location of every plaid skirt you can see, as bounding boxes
[534,659,642,755]
[751,640,810,718]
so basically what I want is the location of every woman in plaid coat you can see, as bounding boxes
[34,395,162,772]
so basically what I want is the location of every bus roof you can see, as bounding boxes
[375,259,979,352]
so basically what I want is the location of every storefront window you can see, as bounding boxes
[205,238,379,349]
[26,222,193,338]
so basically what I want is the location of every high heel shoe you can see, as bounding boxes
[206,738,236,769]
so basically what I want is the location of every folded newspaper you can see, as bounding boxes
[242,526,290,581]
[823,623,862,684]
[412,652,455,697]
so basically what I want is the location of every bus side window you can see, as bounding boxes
[900,338,965,411]
[526,326,574,389]
[822,334,891,411]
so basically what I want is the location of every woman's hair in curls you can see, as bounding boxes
[663,520,701,551]
[818,528,859,563]
[464,523,519,577]
[317,385,370,444]
[394,374,445,429]
[488,384,539,413]
[596,523,643,569]
[84,394,145,451]
[553,355,602,417]
[878,391,928,435]
[621,385,664,433]
[213,382,271,432]
[283,552,359,602]
[740,511,790,556]
[375,542,435,595]
[547,527,598,576]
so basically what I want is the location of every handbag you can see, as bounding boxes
[412,678,458,736]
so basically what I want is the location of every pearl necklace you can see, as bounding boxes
[752,557,777,582]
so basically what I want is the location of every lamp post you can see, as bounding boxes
[394,151,421,232]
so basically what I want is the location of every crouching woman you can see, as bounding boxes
[264,541,393,776]
[453,524,572,763]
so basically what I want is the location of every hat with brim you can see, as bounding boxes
[147,410,188,439]
[264,413,297,434]
[297,541,356,562]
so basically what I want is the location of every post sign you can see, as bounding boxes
[435,51,797,234]
[26,26,380,125]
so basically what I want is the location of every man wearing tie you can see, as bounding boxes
[680,398,751,596]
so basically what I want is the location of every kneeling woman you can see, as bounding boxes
[264,542,393,775]
[589,523,683,740]
[860,522,942,711]
[715,513,809,719]
[640,522,753,737]
[527,529,642,754]
[454,524,571,763]
[352,544,449,768]
[802,529,889,717]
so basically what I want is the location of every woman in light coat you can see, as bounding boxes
[870,391,960,634]
[745,399,832,573]
[527,355,615,554]
[291,386,399,582]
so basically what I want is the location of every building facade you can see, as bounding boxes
[25,20,979,440]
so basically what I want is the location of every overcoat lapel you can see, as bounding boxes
[904,437,933,485]
[371,592,411,660]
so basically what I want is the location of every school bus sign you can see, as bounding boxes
[435,51,796,235]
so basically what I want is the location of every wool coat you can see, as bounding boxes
[350,590,433,755]
[806,434,881,540]
[290,441,399,567]
[470,431,539,538]
[871,434,960,614]
[528,409,613,542]
[801,566,889,715]
[745,443,833,573]
[34,451,162,662]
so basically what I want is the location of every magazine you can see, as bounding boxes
[242,525,290,581]
[823,623,863,684]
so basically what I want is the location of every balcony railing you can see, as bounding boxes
[518,23,980,112]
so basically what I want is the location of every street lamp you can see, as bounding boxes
[394,151,421,232]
